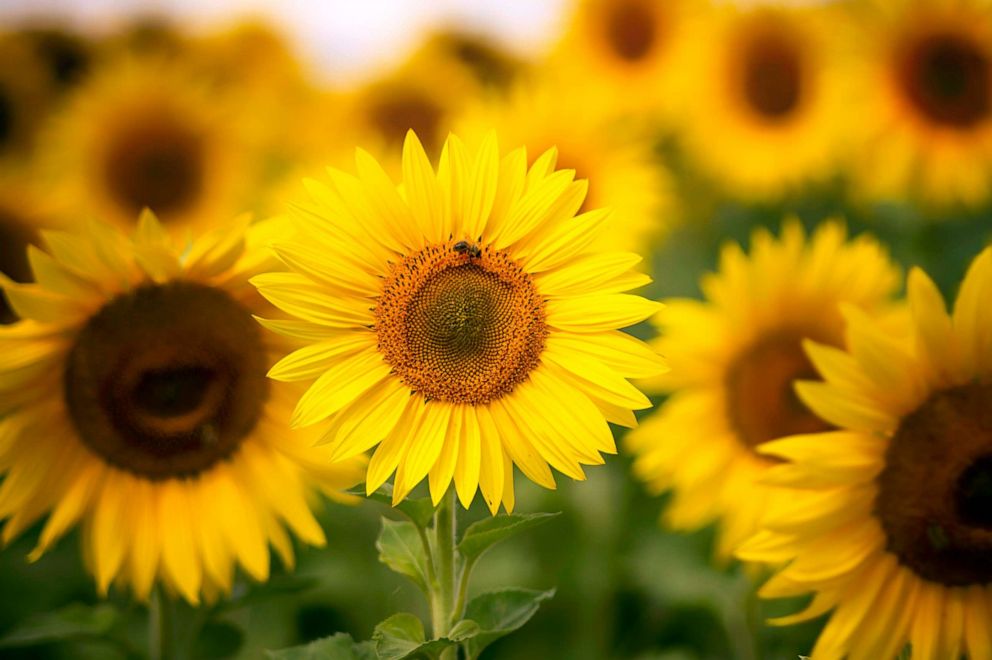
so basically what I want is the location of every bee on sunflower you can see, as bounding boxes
[253,131,666,513]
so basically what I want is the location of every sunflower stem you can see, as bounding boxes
[431,488,458,658]
[148,587,170,660]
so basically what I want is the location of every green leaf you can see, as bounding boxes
[191,621,244,658]
[376,518,432,592]
[264,633,376,659]
[358,485,436,529]
[462,588,555,660]
[457,512,560,561]
[446,619,481,642]
[0,603,119,649]
[372,614,467,660]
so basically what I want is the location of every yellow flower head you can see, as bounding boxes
[411,28,528,91]
[38,56,261,234]
[849,0,992,207]
[739,248,992,659]
[253,131,666,513]
[455,79,677,253]
[627,221,900,558]
[551,0,700,115]
[0,213,364,604]
[675,3,854,200]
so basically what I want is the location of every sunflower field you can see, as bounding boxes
[0,1,991,659]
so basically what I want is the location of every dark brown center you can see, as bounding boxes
[64,281,268,479]
[103,112,206,220]
[375,240,546,405]
[0,206,39,324]
[604,0,658,63]
[368,89,443,155]
[876,384,992,586]
[741,33,803,120]
[899,32,991,128]
[725,331,832,450]
[26,29,90,87]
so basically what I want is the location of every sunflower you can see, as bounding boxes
[38,56,259,234]
[0,35,54,161]
[674,4,854,200]
[626,221,900,559]
[455,80,676,253]
[0,213,364,604]
[340,51,482,164]
[739,248,992,659]
[850,0,992,207]
[550,0,699,115]
[253,131,666,513]
[410,28,528,91]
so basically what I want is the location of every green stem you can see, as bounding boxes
[431,489,458,659]
[149,587,169,660]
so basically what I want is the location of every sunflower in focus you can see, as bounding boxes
[38,57,257,234]
[850,0,992,207]
[675,4,853,200]
[0,213,364,603]
[740,249,992,659]
[627,221,900,558]
[253,132,666,513]
[455,81,676,253]
[551,0,698,115]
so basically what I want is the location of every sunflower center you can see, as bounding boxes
[0,207,38,324]
[725,331,832,450]
[900,33,991,128]
[28,30,89,87]
[375,239,547,405]
[741,33,803,120]
[103,113,206,220]
[604,0,658,62]
[876,384,992,585]
[0,87,13,147]
[64,281,268,479]
[369,89,443,153]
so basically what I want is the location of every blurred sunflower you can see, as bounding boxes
[0,36,54,161]
[38,57,257,234]
[17,27,94,92]
[675,4,852,200]
[253,132,665,513]
[740,249,992,659]
[627,221,900,558]
[0,213,364,604]
[551,0,698,115]
[412,28,527,91]
[455,80,676,253]
[851,0,992,207]
[341,51,482,163]
[0,175,57,323]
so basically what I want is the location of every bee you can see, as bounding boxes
[452,240,482,259]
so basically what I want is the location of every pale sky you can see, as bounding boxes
[0,0,571,86]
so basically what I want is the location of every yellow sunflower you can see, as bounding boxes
[627,221,900,559]
[455,80,676,253]
[849,0,992,207]
[38,56,259,234]
[675,4,854,200]
[0,35,54,161]
[550,0,700,115]
[340,51,482,164]
[0,213,364,604]
[410,28,528,91]
[253,131,666,513]
[739,248,992,659]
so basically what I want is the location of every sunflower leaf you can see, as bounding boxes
[462,588,556,660]
[356,485,436,529]
[0,603,119,649]
[264,632,376,659]
[372,613,456,660]
[457,512,560,561]
[376,518,431,593]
